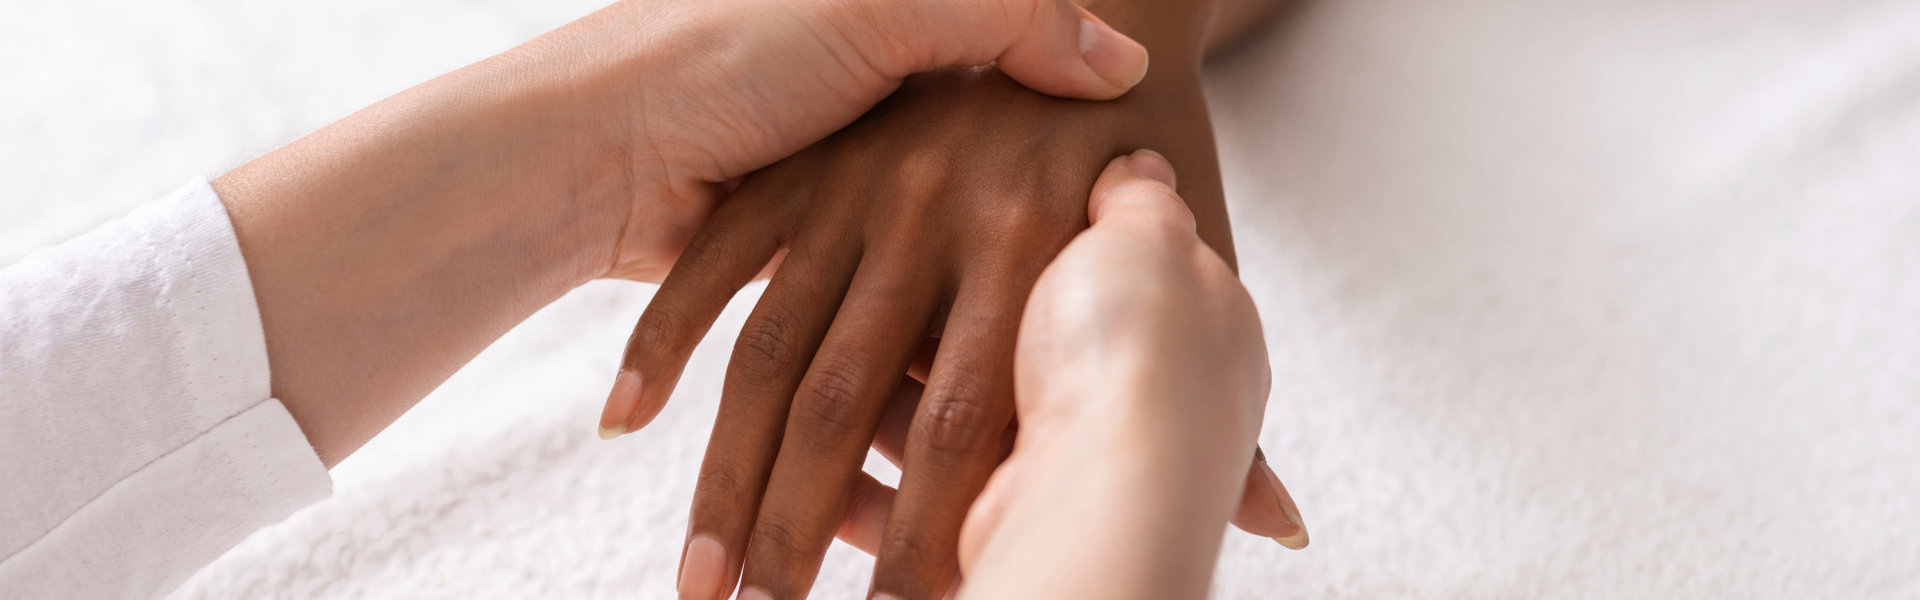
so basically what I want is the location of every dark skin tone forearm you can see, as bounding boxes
[599,1,1297,599]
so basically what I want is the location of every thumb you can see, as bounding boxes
[844,0,1152,100]
[1088,149,1198,233]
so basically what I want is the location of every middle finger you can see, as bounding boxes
[869,270,1032,599]
[736,256,942,600]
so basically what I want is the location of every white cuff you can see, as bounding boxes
[0,178,331,599]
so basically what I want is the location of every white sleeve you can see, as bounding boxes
[0,178,332,600]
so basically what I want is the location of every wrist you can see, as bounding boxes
[1066,0,1239,267]
[418,58,636,289]
[1081,0,1215,72]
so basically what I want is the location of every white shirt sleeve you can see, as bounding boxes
[0,178,332,599]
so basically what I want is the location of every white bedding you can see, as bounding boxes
[4,0,1917,597]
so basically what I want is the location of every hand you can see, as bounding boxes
[213,0,1150,466]
[602,65,1218,599]
[958,151,1301,600]
[600,60,1290,600]
[559,0,1154,281]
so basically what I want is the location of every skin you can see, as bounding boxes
[212,0,1153,467]
[198,0,1299,596]
[957,151,1275,600]
[655,153,1281,600]
[600,0,1301,598]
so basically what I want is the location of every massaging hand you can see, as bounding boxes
[218,0,1151,466]
[779,153,1308,599]
[957,151,1296,600]
[571,0,1153,283]
[598,66,1299,599]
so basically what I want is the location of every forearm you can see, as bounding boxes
[215,38,628,467]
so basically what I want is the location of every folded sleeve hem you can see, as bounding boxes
[0,177,332,599]
[0,398,330,599]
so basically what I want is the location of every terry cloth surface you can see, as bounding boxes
[2,0,1916,597]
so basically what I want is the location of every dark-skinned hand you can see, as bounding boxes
[598,55,1304,600]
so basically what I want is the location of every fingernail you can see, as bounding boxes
[1125,149,1178,188]
[1256,448,1310,549]
[739,586,775,600]
[677,535,725,600]
[873,594,903,600]
[1079,18,1150,90]
[597,370,643,440]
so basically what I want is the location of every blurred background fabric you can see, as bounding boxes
[5,0,1919,597]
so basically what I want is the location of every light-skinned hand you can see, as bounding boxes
[217,0,1149,467]
[956,150,1302,599]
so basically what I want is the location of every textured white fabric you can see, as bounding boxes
[0,180,331,599]
[2,0,1918,598]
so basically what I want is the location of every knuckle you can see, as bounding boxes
[980,195,1040,230]
[751,513,814,561]
[877,518,950,566]
[878,150,958,222]
[632,305,684,351]
[793,361,870,435]
[915,381,1002,456]
[896,147,956,182]
[675,226,733,275]
[693,464,751,514]
[734,311,801,379]
[973,172,1080,236]
[961,203,1070,263]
